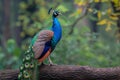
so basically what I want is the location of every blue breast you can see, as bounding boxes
[51,17,62,49]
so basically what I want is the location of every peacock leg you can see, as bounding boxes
[48,56,54,65]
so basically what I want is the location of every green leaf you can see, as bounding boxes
[57,5,69,12]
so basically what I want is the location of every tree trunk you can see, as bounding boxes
[90,3,101,32]
[0,0,4,45]
[89,2,101,39]
[2,0,11,49]
[12,0,22,46]
[0,65,120,80]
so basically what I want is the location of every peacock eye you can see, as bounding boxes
[25,62,30,68]
[25,55,31,61]
[30,63,34,68]
[23,71,30,78]
[24,73,30,78]
[30,53,34,58]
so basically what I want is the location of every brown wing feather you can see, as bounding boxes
[32,30,54,59]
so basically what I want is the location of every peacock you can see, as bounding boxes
[18,8,62,80]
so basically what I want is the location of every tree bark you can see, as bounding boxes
[0,65,120,80]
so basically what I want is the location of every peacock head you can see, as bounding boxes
[48,8,61,17]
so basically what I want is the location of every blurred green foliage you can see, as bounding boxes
[0,39,21,69]
[52,26,120,67]
[0,0,120,69]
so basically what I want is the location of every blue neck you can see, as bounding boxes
[51,17,62,44]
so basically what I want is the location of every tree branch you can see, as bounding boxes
[0,65,120,80]
[68,3,89,35]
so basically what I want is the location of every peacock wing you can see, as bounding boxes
[32,30,54,59]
